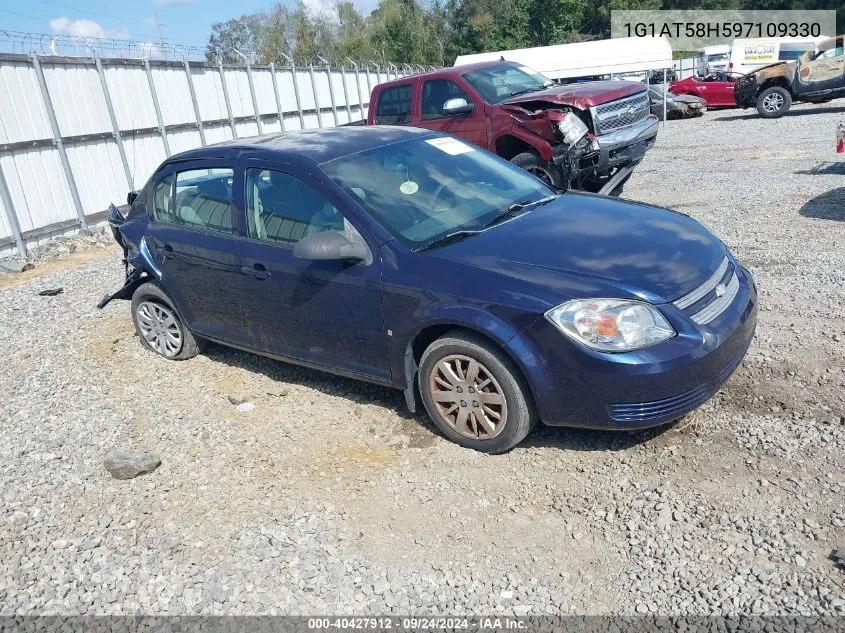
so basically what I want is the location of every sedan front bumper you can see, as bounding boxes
[520,265,758,429]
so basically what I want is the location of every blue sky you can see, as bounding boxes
[1,0,375,49]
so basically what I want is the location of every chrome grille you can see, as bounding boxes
[673,256,738,325]
[591,92,651,135]
[690,272,739,325]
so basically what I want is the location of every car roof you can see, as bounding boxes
[168,126,437,165]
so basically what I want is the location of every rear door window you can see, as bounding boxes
[154,168,236,235]
[375,84,412,124]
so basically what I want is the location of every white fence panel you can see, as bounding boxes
[151,66,195,126]
[193,68,228,122]
[104,64,158,131]
[0,61,52,144]
[0,53,410,257]
[252,69,277,116]
[123,135,168,190]
[44,62,112,137]
[1,149,76,233]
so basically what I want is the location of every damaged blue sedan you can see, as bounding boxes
[100,126,757,453]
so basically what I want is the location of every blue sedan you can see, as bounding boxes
[100,126,757,453]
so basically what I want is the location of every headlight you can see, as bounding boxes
[557,113,589,146]
[545,299,675,352]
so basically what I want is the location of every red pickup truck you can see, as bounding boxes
[366,61,659,194]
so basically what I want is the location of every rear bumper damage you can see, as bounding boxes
[97,203,156,309]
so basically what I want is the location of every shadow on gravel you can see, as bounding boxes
[715,105,845,122]
[524,422,673,452]
[795,161,845,176]
[202,342,671,453]
[799,187,845,221]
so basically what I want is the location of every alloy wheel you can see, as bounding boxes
[429,354,508,439]
[136,300,183,358]
[762,92,784,113]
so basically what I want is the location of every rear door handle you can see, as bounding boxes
[240,264,272,280]
[156,244,177,259]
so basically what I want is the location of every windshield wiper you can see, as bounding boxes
[482,195,558,230]
[415,229,483,252]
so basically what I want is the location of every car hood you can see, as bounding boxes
[744,61,790,78]
[500,81,646,110]
[428,193,727,304]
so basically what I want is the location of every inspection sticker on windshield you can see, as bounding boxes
[399,181,419,195]
[426,137,475,155]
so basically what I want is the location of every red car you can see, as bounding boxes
[669,72,744,108]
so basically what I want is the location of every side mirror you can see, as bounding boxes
[127,191,139,206]
[442,97,474,116]
[293,230,369,264]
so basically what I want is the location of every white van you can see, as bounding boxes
[696,45,730,75]
[728,37,824,75]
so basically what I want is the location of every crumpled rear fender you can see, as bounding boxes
[97,203,158,309]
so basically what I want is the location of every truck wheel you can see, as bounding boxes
[510,152,561,188]
[756,87,792,118]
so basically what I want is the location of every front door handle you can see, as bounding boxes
[240,264,272,280]
[156,244,177,259]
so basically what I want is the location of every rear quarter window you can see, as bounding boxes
[375,84,412,124]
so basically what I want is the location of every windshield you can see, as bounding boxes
[706,53,729,63]
[321,136,554,249]
[460,62,551,103]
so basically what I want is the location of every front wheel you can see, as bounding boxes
[418,331,537,453]
[510,151,562,188]
[756,86,792,118]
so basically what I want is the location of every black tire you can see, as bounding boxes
[756,86,792,118]
[510,151,562,188]
[418,331,537,453]
[130,282,204,360]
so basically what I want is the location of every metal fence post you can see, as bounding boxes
[290,61,305,129]
[347,59,363,119]
[269,62,285,131]
[183,58,206,146]
[94,55,134,190]
[340,64,352,120]
[323,60,339,127]
[245,62,263,135]
[143,58,171,156]
[308,64,322,128]
[30,54,87,231]
[218,62,237,138]
[0,161,27,260]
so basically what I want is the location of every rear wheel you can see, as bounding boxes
[756,86,792,118]
[418,331,537,453]
[510,151,562,188]
[130,283,204,360]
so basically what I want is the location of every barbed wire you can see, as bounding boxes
[0,29,436,71]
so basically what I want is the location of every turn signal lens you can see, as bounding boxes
[545,299,675,352]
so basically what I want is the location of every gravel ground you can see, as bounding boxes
[1,103,844,616]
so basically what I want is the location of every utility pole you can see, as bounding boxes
[154,11,167,60]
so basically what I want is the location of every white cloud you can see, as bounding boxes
[49,17,130,40]
[301,0,334,15]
